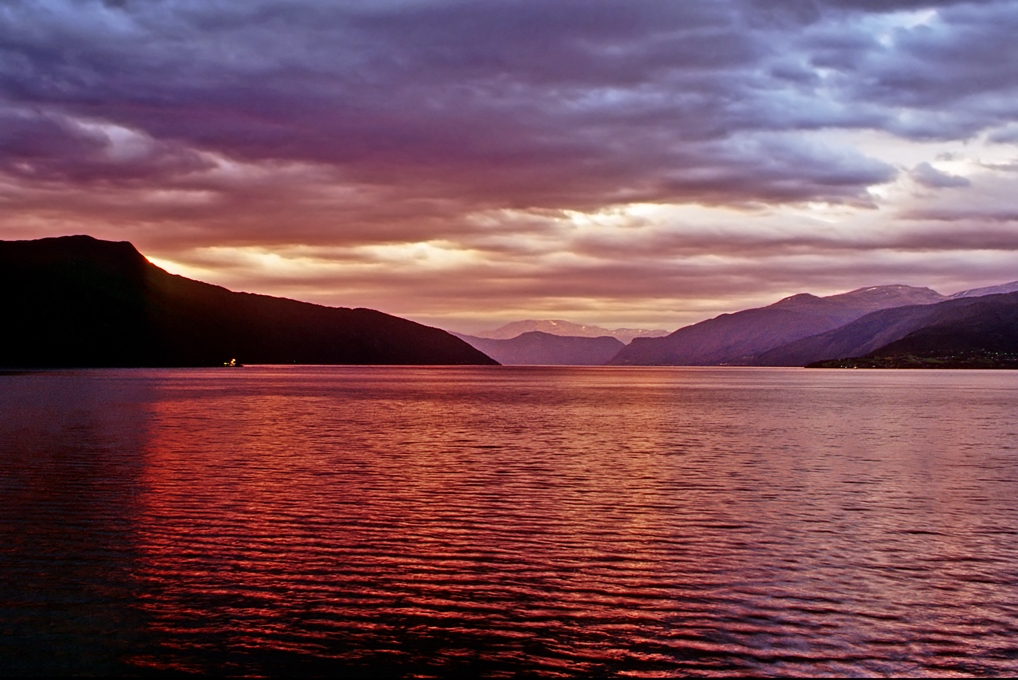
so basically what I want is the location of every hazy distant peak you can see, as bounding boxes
[475,320,668,344]
[825,285,944,304]
[454,330,625,365]
[515,330,609,340]
[848,285,921,292]
[478,319,604,338]
[949,281,1018,299]
[771,293,821,306]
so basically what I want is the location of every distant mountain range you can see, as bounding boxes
[473,320,668,344]
[0,236,496,368]
[472,281,1018,368]
[454,331,624,365]
[610,285,946,366]
[6,235,1015,369]
[753,291,1018,366]
[806,293,1018,369]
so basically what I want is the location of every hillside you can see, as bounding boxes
[0,236,497,368]
[610,285,945,366]
[809,352,1018,369]
[757,292,1018,367]
[807,293,1018,369]
[455,331,624,365]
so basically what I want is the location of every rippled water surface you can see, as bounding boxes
[2,366,1018,676]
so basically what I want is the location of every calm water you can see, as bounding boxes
[2,366,1018,677]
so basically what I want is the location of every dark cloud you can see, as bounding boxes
[842,2,1018,138]
[0,107,213,184]
[0,0,924,211]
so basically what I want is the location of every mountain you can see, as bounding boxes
[474,320,668,344]
[805,292,1018,368]
[949,281,1018,299]
[455,331,624,365]
[761,291,1018,366]
[0,235,497,368]
[752,301,956,366]
[609,285,945,366]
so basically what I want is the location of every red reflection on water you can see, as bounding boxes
[113,367,1018,676]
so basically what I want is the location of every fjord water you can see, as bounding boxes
[2,367,1018,676]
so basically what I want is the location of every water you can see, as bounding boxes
[2,366,1018,676]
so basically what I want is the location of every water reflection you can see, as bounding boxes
[2,367,1018,675]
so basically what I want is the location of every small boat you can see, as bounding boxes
[223,358,243,367]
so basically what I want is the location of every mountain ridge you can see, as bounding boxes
[801,293,1018,369]
[474,320,668,344]
[455,331,624,366]
[949,280,1018,299]
[610,285,946,366]
[0,235,497,368]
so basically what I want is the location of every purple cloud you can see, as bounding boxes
[0,0,1015,327]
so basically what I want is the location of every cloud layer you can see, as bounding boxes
[1,0,1016,330]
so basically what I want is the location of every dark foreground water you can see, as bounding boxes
[2,367,1018,677]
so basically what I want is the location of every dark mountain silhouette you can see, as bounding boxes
[0,235,497,368]
[474,320,667,344]
[455,331,624,365]
[761,292,1018,367]
[609,285,945,366]
[805,293,1018,368]
[752,303,951,366]
[810,352,1018,369]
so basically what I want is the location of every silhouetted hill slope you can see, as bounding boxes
[809,352,1018,369]
[610,285,945,366]
[0,235,497,367]
[455,331,624,365]
[760,292,1018,367]
[873,295,1018,356]
[475,320,667,344]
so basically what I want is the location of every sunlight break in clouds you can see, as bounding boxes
[1,0,1017,331]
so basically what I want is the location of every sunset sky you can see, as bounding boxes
[1,0,1017,332]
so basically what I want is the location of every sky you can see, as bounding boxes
[1,0,1017,332]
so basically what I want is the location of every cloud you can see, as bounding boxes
[0,107,213,184]
[910,161,971,188]
[0,0,1016,327]
[0,0,902,209]
[988,125,1018,143]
